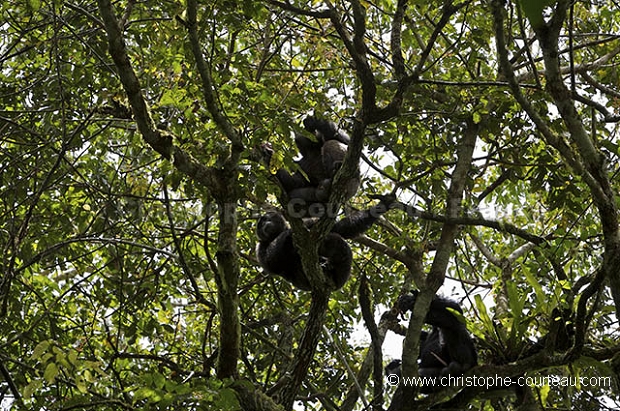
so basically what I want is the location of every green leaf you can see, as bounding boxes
[44,363,59,383]
[31,341,50,360]
[518,0,556,26]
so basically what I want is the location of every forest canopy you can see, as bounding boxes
[1,0,620,410]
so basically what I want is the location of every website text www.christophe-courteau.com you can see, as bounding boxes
[386,373,612,391]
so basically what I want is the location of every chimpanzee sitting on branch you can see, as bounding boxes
[386,291,477,393]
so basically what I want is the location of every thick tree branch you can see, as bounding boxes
[390,0,408,78]
[324,1,377,117]
[278,291,330,409]
[359,276,384,409]
[492,3,578,170]
[427,118,479,289]
[184,0,243,380]
[524,0,620,315]
[96,0,222,191]
[396,118,478,411]
[97,0,172,159]
[186,0,243,156]
[375,1,467,123]
[98,0,245,381]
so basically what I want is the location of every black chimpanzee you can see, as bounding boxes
[255,196,393,291]
[260,117,360,213]
[386,291,477,393]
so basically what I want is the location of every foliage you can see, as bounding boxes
[1,0,619,410]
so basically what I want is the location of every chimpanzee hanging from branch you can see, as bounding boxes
[256,195,394,291]
[259,116,360,217]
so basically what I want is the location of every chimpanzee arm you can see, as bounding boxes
[319,234,353,289]
[331,196,393,239]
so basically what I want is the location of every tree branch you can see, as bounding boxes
[186,0,243,155]
[396,118,478,411]
[278,291,330,409]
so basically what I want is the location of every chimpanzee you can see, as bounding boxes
[260,117,360,213]
[386,291,477,393]
[255,195,393,291]
[302,116,350,145]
